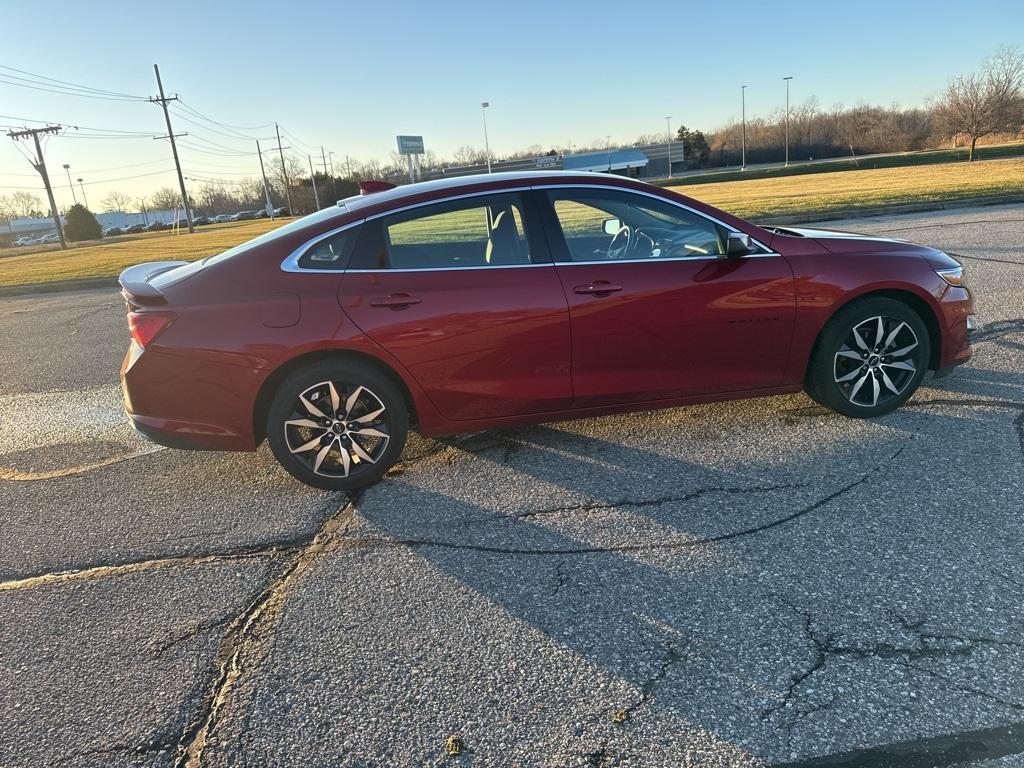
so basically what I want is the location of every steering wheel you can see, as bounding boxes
[607,224,635,260]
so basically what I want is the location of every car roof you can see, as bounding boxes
[338,170,639,214]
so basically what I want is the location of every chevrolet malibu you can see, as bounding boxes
[119,171,976,490]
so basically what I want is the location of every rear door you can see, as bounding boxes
[539,187,796,407]
[338,191,573,422]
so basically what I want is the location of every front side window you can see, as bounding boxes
[547,189,761,262]
[350,193,533,270]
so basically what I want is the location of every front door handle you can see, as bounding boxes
[573,281,623,296]
[370,293,422,308]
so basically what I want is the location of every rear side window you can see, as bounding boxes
[297,226,359,270]
[349,193,533,270]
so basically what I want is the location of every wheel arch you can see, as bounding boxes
[805,288,942,382]
[252,348,419,445]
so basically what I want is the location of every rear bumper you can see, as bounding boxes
[121,341,259,452]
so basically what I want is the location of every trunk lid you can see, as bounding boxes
[118,260,190,306]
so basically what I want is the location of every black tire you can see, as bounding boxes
[267,359,408,490]
[806,297,931,418]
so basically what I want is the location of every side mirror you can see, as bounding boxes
[602,217,622,236]
[726,232,752,257]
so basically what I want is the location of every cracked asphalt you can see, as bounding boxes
[0,204,1022,767]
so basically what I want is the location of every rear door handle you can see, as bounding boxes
[370,293,422,308]
[573,281,623,296]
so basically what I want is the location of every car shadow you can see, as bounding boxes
[359,410,917,761]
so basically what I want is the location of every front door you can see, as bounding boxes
[339,192,573,422]
[539,187,796,408]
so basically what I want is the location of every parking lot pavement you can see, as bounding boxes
[0,205,1021,767]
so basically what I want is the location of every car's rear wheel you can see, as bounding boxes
[806,297,931,418]
[267,359,408,490]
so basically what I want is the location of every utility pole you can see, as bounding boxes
[149,64,193,233]
[665,116,672,178]
[783,75,793,167]
[321,147,337,202]
[77,178,88,209]
[741,85,748,171]
[140,199,149,226]
[7,125,67,249]
[63,164,77,205]
[256,140,275,220]
[275,124,293,214]
[307,154,321,209]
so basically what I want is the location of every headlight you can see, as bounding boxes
[936,265,965,286]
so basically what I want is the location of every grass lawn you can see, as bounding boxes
[669,156,1024,220]
[1,156,1022,288]
[0,219,289,287]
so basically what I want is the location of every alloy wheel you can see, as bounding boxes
[833,315,920,408]
[283,381,390,479]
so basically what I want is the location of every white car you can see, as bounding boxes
[13,236,36,246]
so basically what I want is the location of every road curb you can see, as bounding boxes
[0,277,119,298]
[754,194,1024,225]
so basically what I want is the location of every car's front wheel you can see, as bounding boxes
[267,359,408,490]
[806,297,931,418]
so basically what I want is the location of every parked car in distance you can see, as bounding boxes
[147,221,167,232]
[193,216,211,226]
[103,227,124,237]
[236,210,259,221]
[273,207,289,217]
[256,209,269,218]
[119,171,977,490]
[125,224,146,234]
[13,236,37,246]
[39,233,60,243]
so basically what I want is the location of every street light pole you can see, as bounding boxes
[741,85,747,171]
[665,116,672,178]
[63,164,77,205]
[783,76,793,167]
[481,102,492,173]
[77,178,88,209]
[606,135,612,171]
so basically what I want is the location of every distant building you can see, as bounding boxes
[3,210,180,238]
[562,148,649,176]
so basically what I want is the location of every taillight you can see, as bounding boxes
[128,311,175,348]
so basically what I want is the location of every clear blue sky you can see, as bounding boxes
[1,0,1021,206]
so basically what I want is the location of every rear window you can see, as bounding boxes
[200,205,348,268]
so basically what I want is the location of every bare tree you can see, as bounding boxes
[933,46,1024,160]
[150,187,182,210]
[1,191,44,218]
[452,145,485,166]
[101,191,134,213]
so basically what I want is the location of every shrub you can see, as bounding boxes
[64,204,102,242]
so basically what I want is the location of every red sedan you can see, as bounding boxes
[119,172,976,489]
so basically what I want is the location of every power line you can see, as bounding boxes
[177,140,254,157]
[0,64,145,99]
[0,114,155,135]
[175,129,255,154]
[0,75,145,102]
[280,126,320,153]
[174,101,274,132]
[168,107,260,142]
